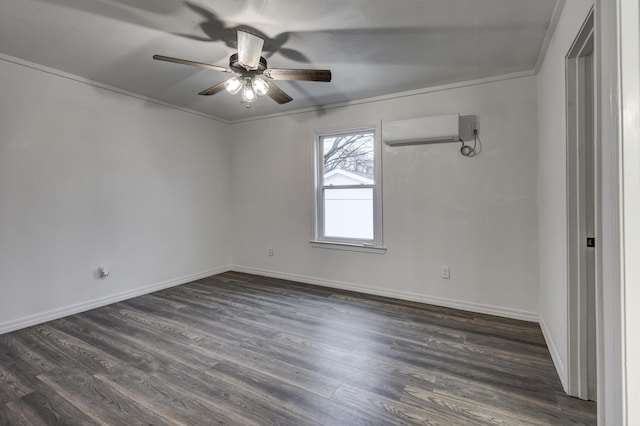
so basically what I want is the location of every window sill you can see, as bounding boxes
[309,241,387,254]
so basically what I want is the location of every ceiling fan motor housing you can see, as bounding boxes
[229,53,267,75]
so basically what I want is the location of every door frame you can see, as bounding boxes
[596,0,639,422]
[618,0,640,422]
[565,9,597,400]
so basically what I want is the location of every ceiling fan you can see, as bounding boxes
[153,30,332,107]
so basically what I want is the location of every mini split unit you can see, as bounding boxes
[383,114,460,146]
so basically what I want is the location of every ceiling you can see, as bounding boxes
[0,0,559,122]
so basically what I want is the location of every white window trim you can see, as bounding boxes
[311,122,384,251]
[309,240,387,254]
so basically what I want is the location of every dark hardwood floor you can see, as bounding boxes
[0,271,596,425]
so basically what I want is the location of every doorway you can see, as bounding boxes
[566,10,596,401]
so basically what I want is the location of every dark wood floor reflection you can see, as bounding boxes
[0,272,596,425]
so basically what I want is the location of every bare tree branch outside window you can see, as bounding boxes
[323,133,374,180]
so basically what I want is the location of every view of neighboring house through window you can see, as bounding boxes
[314,125,382,246]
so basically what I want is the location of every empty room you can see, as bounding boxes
[0,0,637,424]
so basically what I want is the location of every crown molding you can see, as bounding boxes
[1,51,538,126]
[0,53,232,124]
[229,69,537,124]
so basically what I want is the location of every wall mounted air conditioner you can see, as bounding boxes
[383,113,460,146]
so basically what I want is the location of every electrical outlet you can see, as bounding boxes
[268,248,274,256]
[441,266,450,279]
[98,266,110,279]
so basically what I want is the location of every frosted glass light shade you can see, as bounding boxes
[224,76,243,94]
[252,77,269,96]
[242,82,257,103]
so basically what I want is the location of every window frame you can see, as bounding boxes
[312,123,384,250]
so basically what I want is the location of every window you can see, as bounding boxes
[314,125,383,249]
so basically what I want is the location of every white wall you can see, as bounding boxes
[0,57,232,333]
[536,0,593,390]
[230,75,540,320]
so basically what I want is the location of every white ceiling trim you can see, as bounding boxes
[0,52,231,124]
[2,48,537,125]
[229,69,537,124]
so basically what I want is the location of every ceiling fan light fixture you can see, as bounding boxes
[153,29,331,108]
[251,77,269,96]
[242,80,257,104]
[224,76,243,95]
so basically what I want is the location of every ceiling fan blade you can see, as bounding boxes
[153,55,231,73]
[237,30,264,71]
[263,68,331,82]
[198,82,227,96]
[265,80,293,104]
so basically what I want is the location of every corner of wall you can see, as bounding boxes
[539,313,568,391]
[535,0,594,395]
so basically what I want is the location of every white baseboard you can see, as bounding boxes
[230,265,539,322]
[539,314,568,392]
[1,264,540,335]
[0,265,232,335]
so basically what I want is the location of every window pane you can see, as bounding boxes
[322,132,375,185]
[323,187,373,240]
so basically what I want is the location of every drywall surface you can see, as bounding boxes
[231,75,540,320]
[536,0,593,390]
[0,57,232,333]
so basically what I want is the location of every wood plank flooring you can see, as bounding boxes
[0,272,596,425]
